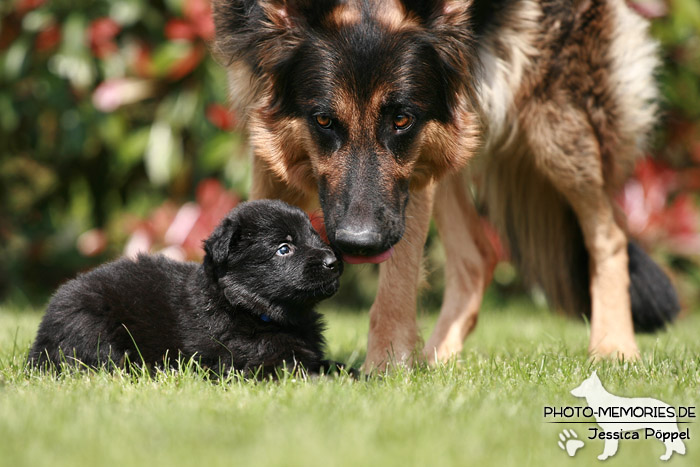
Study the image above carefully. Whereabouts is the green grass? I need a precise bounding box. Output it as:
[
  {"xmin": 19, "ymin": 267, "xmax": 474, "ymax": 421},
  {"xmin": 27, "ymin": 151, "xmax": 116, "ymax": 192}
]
[{"xmin": 1, "ymin": 300, "xmax": 698, "ymax": 467}]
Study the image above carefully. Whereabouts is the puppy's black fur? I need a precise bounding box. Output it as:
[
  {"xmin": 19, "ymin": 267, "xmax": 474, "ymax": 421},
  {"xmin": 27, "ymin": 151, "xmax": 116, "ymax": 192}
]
[{"xmin": 27, "ymin": 200, "xmax": 345, "ymax": 376}]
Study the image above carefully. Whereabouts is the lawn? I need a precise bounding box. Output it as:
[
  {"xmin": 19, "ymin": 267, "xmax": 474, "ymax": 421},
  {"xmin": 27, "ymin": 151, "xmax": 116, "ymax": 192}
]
[{"xmin": 1, "ymin": 298, "xmax": 698, "ymax": 467}]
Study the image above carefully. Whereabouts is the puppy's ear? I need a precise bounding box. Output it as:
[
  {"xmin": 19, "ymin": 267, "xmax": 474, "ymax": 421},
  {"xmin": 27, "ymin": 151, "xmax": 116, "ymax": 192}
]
[{"xmin": 203, "ymin": 217, "xmax": 240, "ymax": 278}]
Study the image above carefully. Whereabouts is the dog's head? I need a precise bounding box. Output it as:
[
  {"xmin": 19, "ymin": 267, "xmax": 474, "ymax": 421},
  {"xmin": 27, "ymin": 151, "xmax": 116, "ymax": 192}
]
[
  {"xmin": 203, "ymin": 200, "xmax": 342, "ymax": 320},
  {"xmin": 213, "ymin": 0, "xmax": 479, "ymax": 261}
]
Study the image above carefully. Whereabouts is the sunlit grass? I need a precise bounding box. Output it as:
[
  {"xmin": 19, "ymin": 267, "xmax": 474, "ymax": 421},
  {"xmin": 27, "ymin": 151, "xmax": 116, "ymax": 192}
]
[{"xmin": 1, "ymin": 301, "xmax": 698, "ymax": 467}]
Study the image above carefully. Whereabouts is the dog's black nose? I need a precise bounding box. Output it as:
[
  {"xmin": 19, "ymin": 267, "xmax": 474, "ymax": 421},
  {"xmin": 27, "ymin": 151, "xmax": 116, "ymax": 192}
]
[
  {"xmin": 334, "ymin": 228, "xmax": 384, "ymax": 256},
  {"xmin": 322, "ymin": 253, "xmax": 339, "ymax": 271}
]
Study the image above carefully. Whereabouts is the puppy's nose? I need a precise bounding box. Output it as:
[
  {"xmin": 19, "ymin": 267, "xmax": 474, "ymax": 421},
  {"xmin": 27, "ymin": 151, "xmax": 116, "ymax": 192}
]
[{"xmin": 322, "ymin": 253, "xmax": 339, "ymax": 271}]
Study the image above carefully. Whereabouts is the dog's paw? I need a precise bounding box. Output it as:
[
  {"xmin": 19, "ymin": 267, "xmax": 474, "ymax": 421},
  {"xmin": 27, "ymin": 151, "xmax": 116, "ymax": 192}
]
[
  {"xmin": 589, "ymin": 338, "xmax": 640, "ymax": 362},
  {"xmin": 557, "ymin": 429, "xmax": 584, "ymax": 457}
]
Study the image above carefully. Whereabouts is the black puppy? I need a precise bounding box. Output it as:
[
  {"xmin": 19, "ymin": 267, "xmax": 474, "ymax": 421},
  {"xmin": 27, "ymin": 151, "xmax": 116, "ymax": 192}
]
[{"xmin": 27, "ymin": 200, "xmax": 345, "ymax": 376}]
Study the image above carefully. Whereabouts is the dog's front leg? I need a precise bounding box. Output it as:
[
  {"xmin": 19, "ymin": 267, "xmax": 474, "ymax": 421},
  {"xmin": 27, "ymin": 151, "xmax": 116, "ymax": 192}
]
[
  {"xmin": 364, "ymin": 183, "xmax": 435, "ymax": 372},
  {"xmin": 424, "ymin": 172, "xmax": 497, "ymax": 363}
]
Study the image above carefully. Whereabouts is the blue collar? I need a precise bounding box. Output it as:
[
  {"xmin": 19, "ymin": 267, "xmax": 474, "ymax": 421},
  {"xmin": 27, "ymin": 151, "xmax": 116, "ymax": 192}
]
[{"xmin": 260, "ymin": 314, "xmax": 271, "ymax": 323}]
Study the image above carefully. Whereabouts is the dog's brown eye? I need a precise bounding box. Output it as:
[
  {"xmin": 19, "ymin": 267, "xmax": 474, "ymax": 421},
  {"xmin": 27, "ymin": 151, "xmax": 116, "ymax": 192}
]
[
  {"xmin": 315, "ymin": 115, "xmax": 332, "ymax": 129},
  {"xmin": 394, "ymin": 114, "xmax": 414, "ymax": 131}
]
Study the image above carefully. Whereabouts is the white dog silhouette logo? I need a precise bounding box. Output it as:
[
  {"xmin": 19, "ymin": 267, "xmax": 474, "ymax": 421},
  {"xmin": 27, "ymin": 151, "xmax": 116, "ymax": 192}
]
[{"xmin": 570, "ymin": 371, "xmax": 687, "ymax": 461}]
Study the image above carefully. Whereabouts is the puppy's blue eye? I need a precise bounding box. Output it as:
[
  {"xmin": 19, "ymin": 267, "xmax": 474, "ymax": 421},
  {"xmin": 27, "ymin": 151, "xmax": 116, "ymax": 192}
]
[{"xmin": 276, "ymin": 244, "xmax": 293, "ymax": 256}]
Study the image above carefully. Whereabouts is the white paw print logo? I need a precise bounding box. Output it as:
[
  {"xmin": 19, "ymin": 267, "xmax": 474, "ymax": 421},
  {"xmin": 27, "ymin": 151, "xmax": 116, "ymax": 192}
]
[{"xmin": 558, "ymin": 429, "xmax": 585, "ymax": 457}]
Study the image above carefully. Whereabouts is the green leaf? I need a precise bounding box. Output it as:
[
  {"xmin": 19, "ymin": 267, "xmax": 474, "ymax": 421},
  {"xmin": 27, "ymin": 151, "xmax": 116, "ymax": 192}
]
[
  {"xmin": 62, "ymin": 14, "xmax": 88, "ymax": 55},
  {"xmin": 116, "ymin": 126, "xmax": 150, "ymax": 173},
  {"xmin": 199, "ymin": 133, "xmax": 237, "ymax": 172},
  {"xmin": 156, "ymin": 88, "xmax": 200, "ymax": 129},
  {"xmin": 151, "ymin": 42, "xmax": 192, "ymax": 77},
  {"xmin": 109, "ymin": 0, "xmax": 145, "ymax": 27},
  {"xmin": 0, "ymin": 93, "xmax": 19, "ymax": 132},
  {"xmin": 163, "ymin": 0, "xmax": 185, "ymax": 16},
  {"xmin": 3, "ymin": 38, "xmax": 30, "ymax": 81},
  {"xmin": 48, "ymin": 52, "xmax": 96, "ymax": 90},
  {"xmin": 145, "ymin": 121, "xmax": 183, "ymax": 186},
  {"xmin": 98, "ymin": 114, "xmax": 126, "ymax": 147},
  {"xmin": 22, "ymin": 10, "xmax": 54, "ymax": 33}
]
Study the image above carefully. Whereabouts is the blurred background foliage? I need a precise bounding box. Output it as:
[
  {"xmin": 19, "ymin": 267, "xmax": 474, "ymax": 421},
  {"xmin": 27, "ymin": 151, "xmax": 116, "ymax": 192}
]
[{"xmin": 0, "ymin": 0, "xmax": 699, "ymax": 312}]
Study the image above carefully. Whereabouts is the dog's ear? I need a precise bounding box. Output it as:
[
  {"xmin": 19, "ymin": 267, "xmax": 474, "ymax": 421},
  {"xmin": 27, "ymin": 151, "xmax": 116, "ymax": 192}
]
[
  {"xmin": 212, "ymin": 0, "xmax": 338, "ymax": 67},
  {"xmin": 400, "ymin": 0, "xmax": 477, "ymax": 108},
  {"xmin": 259, "ymin": 0, "xmax": 341, "ymax": 29},
  {"xmin": 212, "ymin": 0, "xmax": 339, "ymax": 117},
  {"xmin": 399, "ymin": 1, "xmax": 479, "ymax": 185},
  {"xmin": 212, "ymin": 0, "xmax": 293, "ymax": 70},
  {"xmin": 203, "ymin": 216, "xmax": 240, "ymax": 278},
  {"xmin": 399, "ymin": 0, "xmax": 471, "ymax": 25}
]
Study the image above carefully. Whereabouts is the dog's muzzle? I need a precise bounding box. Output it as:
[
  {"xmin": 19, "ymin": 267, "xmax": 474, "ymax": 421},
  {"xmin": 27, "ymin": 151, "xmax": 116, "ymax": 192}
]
[
  {"xmin": 333, "ymin": 227, "xmax": 394, "ymax": 264},
  {"xmin": 334, "ymin": 228, "xmax": 383, "ymax": 255}
]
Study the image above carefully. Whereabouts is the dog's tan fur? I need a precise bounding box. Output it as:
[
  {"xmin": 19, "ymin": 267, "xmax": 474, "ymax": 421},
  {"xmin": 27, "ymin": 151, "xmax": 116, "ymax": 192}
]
[
  {"xmin": 367, "ymin": 183, "xmax": 435, "ymax": 368},
  {"xmin": 471, "ymin": 0, "xmax": 659, "ymax": 361},
  {"xmin": 424, "ymin": 172, "xmax": 497, "ymax": 362},
  {"xmin": 213, "ymin": 0, "xmax": 661, "ymax": 369}
]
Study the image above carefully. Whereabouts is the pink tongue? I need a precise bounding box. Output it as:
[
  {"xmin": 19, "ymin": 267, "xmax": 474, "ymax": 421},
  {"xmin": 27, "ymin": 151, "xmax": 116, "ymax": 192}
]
[{"xmin": 342, "ymin": 247, "xmax": 394, "ymax": 264}]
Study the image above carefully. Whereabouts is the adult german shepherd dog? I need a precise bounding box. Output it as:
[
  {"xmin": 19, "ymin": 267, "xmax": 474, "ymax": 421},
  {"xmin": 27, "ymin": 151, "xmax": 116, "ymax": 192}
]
[{"xmin": 212, "ymin": 0, "xmax": 679, "ymax": 370}]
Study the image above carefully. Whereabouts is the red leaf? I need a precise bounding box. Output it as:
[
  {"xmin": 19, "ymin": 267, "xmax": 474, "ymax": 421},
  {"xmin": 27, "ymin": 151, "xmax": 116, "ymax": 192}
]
[
  {"xmin": 17, "ymin": 0, "xmax": 46, "ymax": 13},
  {"xmin": 165, "ymin": 19, "xmax": 197, "ymax": 42},
  {"xmin": 89, "ymin": 18, "xmax": 120, "ymax": 43},
  {"xmin": 132, "ymin": 43, "xmax": 155, "ymax": 78},
  {"xmin": 0, "ymin": 15, "xmax": 21, "ymax": 50},
  {"xmin": 185, "ymin": 0, "xmax": 215, "ymax": 41},
  {"xmin": 77, "ymin": 229, "xmax": 107, "ymax": 257},
  {"xmin": 680, "ymin": 168, "xmax": 700, "ymax": 192},
  {"xmin": 167, "ymin": 44, "xmax": 205, "ymax": 80},
  {"xmin": 35, "ymin": 24, "xmax": 61, "ymax": 53},
  {"xmin": 206, "ymin": 103, "xmax": 238, "ymax": 130},
  {"xmin": 308, "ymin": 210, "xmax": 329, "ymax": 244},
  {"xmin": 692, "ymin": 141, "xmax": 700, "ymax": 165},
  {"xmin": 184, "ymin": 179, "xmax": 239, "ymax": 258},
  {"xmin": 89, "ymin": 18, "xmax": 121, "ymax": 58}
]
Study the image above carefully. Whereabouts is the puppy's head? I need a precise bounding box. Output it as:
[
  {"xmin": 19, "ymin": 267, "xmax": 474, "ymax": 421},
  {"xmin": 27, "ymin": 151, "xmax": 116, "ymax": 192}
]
[
  {"xmin": 204, "ymin": 200, "xmax": 342, "ymax": 321},
  {"xmin": 213, "ymin": 0, "xmax": 480, "ymax": 262}
]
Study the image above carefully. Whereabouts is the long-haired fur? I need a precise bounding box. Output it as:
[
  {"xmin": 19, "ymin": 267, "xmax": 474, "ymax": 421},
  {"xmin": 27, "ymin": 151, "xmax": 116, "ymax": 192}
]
[{"xmin": 212, "ymin": 0, "xmax": 679, "ymax": 365}]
